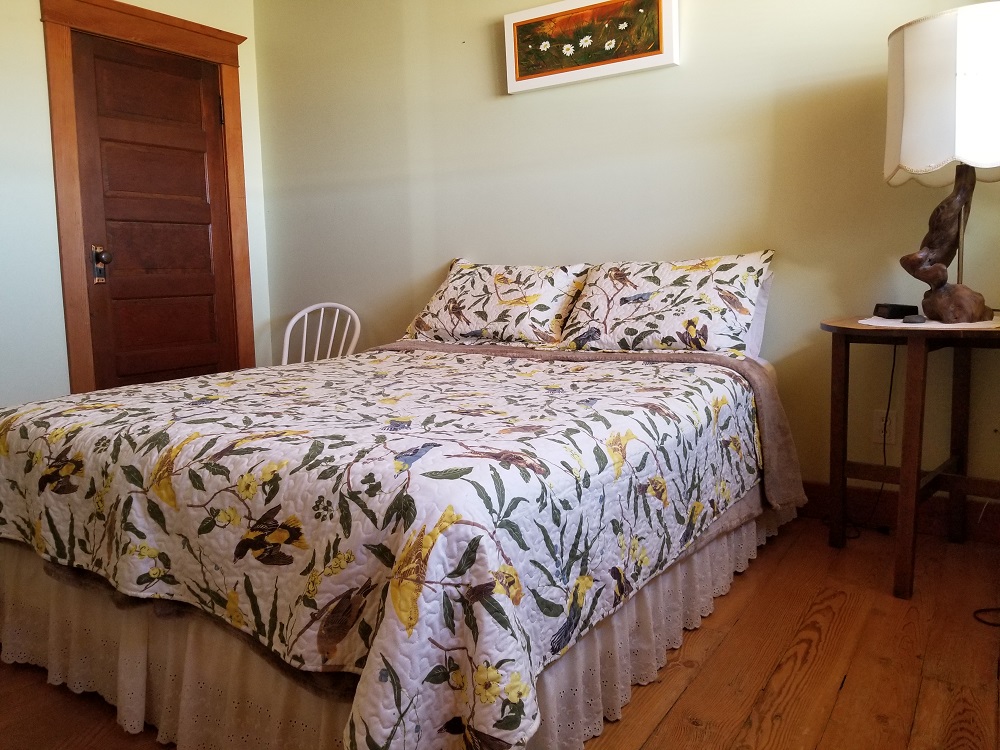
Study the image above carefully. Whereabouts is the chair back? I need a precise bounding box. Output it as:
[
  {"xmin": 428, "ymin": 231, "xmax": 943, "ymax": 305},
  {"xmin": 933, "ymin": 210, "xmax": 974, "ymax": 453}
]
[{"xmin": 281, "ymin": 303, "xmax": 361, "ymax": 365}]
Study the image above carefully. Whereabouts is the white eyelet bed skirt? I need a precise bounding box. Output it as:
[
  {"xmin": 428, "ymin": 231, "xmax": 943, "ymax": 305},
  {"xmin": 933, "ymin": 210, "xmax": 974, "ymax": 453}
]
[{"xmin": 0, "ymin": 488, "xmax": 795, "ymax": 750}]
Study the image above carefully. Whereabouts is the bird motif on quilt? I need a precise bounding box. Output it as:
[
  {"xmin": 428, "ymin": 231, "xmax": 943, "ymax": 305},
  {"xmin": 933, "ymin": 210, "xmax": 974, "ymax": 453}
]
[
  {"xmin": 606, "ymin": 266, "xmax": 638, "ymax": 289},
  {"xmin": 549, "ymin": 576, "xmax": 592, "ymax": 655},
  {"xmin": 149, "ymin": 432, "xmax": 201, "ymax": 509},
  {"xmin": 528, "ymin": 324, "xmax": 558, "ymax": 344},
  {"xmin": 568, "ymin": 327, "xmax": 601, "ymax": 350},
  {"xmin": 36, "ymin": 446, "xmax": 85, "ymax": 495},
  {"xmin": 610, "ymin": 566, "xmax": 634, "ymax": 608},
  {"xmin": 233, "ymin": 504, "xmax": 308, "ymax": 566},
  {"xmin": 389, "ymin": 505, "xmax": 459, "ymax": 636},
  {"xmin": 383, "ymin": 417, "xmax": 413, "ymax": 432},
  {"xmin": 670, "ymin": 257, "xmax": 721, "ymax": 273},
  {"xmin": 446, "ymin": 444, "xmax": 549, "ymax": 477},
  {"xmin": 445, "ymin": 297, "xmax": 473, "ymax": 326},
  {"xmin": 718, "ymin": 288, "xmax": 750, "ymax": 316},
  {"xmin": 393, "ymin": 442, "xmax": 441, "ymax": 474},
  {"xmin": 677, "ymin": 318, "xmax": 709, "ymax": 350},
  {"xmin": 317, "ymin": 577, "xmax": 377, "ymax": 664},
  {"xmin": 620, "ymin": 291, "xmax": 654, "ymax": 305}
]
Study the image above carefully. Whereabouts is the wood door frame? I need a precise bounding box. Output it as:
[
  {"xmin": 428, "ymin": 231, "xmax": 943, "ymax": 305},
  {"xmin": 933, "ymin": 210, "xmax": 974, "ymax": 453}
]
[{"xmin": 40, "ymin": 0, "xmax": 256, "ymax": 393}]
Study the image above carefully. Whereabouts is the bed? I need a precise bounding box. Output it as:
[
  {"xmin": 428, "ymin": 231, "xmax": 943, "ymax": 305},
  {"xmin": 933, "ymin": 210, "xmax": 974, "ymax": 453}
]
[{"xmin": 0, "ymin": 253, "xmax": 806, "ymax": 749}]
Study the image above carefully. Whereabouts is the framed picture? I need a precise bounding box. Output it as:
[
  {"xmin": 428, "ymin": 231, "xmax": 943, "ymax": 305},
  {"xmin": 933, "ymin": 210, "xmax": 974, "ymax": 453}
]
[{"xmin": 504, "ymin": 0, "xmax": 678, "ymax": 94}]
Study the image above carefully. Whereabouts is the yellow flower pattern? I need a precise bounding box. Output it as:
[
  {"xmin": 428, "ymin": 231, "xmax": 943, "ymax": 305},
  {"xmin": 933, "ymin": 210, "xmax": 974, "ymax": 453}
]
[
  {"xmin": 236, "ymin": 472, "xmax": 259, "ymax": 501},
  {"xmin": 474, "ymin": 662, "xmax": 502, "ymax": 704},
  {"xmin": 504, "ymin": 671, "xmax": 530, "ymax": 703}
]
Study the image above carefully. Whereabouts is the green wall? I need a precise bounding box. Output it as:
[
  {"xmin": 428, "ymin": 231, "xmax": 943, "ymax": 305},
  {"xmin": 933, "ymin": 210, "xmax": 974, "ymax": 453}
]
[
  {"xmin": 0, "ymin": 0, "xmax": 70, "ymax": 405},
  {"xmin": 253, "ymin": 0, "xmax": 1000, "ymax": 486},
  {"xmin": 0, "ymin": 0, "xmax": 272, "ymax": 407}
]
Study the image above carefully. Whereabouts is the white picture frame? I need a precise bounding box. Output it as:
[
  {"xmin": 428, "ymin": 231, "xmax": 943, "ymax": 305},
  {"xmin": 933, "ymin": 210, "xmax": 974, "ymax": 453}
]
[{"xmin": 504, "ymin": 0, "xmax": 679, "ymax": 94}]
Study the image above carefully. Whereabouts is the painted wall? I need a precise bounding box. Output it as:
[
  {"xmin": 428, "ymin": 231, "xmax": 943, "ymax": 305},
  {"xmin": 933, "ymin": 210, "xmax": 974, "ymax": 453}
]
[
  {"xmin": 0, "ymin": 0, "xmax": 272, "ymax": 407},
  {"xmin": 254, "ymin": 0, "xmax": 1000, "ymax": 490}
]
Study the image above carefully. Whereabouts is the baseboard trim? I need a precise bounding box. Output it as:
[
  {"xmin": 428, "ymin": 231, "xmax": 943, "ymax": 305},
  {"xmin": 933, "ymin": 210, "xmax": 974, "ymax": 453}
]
[{"xmin": 801, "ymin": 480, "xmax": 1000, "ymax": 544}]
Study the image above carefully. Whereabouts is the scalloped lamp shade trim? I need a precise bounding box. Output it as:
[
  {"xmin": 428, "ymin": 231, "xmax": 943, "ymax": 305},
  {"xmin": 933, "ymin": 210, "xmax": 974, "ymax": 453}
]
[{"xmin": 885, "ymin": 2, "xmax": 1000, "ymax": 187}]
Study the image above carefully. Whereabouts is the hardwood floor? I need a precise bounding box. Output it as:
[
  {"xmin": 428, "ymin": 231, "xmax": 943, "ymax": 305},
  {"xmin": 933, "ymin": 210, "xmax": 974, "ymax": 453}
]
[
  {"xmin": 1, "ymin": 517, "xmax": 998, "ymax": 749},
  {"xmin": 0, "ymin": 659, "xmax": 165, "ymax": 749}
]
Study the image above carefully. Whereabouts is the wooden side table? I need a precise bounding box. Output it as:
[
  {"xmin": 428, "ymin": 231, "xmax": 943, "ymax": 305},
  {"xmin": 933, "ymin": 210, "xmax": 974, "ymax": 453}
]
[{"xmin": 821, "ymin": 316, "xmax": 1000, "ymax": 599}]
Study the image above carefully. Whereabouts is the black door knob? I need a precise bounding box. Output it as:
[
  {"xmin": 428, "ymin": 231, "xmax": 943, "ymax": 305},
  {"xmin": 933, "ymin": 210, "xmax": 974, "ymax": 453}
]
[{"xmin": 95, "ymin": 250, "xmax": 113, "ymax": 265}]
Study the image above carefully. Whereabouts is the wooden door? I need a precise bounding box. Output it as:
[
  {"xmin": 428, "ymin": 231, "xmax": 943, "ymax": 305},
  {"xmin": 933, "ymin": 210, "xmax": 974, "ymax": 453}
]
[
  {"xmin": 72, "ymin": 31, "xmax": 239, "ymax": 389},
  {"xmin": 41, "ymin": 0, "xmax": 255, "ymax": 394}
]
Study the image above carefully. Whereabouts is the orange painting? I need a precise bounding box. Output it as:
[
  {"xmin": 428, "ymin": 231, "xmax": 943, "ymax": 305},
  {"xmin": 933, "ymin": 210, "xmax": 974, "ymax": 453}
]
[{"xmin": 513, "ymin": 0, "xmax": 661, "ymax": 81}]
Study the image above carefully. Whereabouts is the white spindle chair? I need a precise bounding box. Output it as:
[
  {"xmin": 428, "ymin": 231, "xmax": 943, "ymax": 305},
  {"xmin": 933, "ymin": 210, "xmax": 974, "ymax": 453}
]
[{"xmin": 281, "ymin": 303, "xmax": 361, "ymax": 365}]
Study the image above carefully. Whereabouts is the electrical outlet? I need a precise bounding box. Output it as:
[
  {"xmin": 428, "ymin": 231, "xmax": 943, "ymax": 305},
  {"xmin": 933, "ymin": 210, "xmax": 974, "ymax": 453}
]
[{"xmin": 872, "ymin": 409, "xmax": 898, "ymax": 445}]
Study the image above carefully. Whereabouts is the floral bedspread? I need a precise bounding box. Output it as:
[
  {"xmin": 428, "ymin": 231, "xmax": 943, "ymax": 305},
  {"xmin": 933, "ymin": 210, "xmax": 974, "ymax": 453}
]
[{"xmin": 0, "ymin": 346, "xmax": 768, "ymax": 749}]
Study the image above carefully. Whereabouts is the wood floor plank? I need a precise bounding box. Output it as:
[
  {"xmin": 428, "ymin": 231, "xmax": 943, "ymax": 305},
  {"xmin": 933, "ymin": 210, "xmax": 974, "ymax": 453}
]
[
  {"xmin": 586, "ymin": 621, "xmax": 725, "ymax": 750},
  {"xmin": 0, "ymin": 659, "xmax": 166, "ymax": 750},
  {"xmin": 920, "ymin": 538, "xmax": 1000, "ymax": 689},
  {"xmin": 729, "ymin": 583, "xmax": 873, "ymax": 749},
  {"xmin": 639, "ymin": 520, "xmax": 838, "ymax": 748},
  {"xmin": 909, "ymin": 677, "xmax": 995, "ymax": 750},
  {"xmin": 816, "ymin": 596, "xmax": 927, "ymax": 750},
  {"xmin": 909, "ymin": 535, "xmax": 1000, "ymax": 750},
  {"xmin": 0, "ymin": 662, "xmax": 67, "ymax": 739},
  {"xmin": 816, "ymin": 531, "xmax": 937, "ymax": 750},
  {"xmin": 825, "ymin": 525, "xmax": 897, "ymax": 592},
  {"xmin": 700, "ymin": 517, "xmax": 808, "ymax": 634}
]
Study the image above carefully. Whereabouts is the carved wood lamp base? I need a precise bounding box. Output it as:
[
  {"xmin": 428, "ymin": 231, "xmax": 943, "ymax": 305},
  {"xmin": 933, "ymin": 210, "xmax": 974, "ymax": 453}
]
[
  {"xmin": 922, "ymin": 283, "xmax": 994, "ymax": 323},
  {"xmin": 898, "ymin": 163, "xmax": 995, "ymax": 324}
]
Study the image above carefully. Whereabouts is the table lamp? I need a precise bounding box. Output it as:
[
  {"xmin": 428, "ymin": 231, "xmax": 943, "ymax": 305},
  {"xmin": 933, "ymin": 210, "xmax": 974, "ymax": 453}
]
[{"xmin": 884, "ymin": 2, "xmax": 1000, "ymax": 323}]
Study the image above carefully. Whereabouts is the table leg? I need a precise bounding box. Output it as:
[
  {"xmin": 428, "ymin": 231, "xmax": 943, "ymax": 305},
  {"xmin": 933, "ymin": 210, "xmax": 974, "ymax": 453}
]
[
  {"xmin": 949, "ymin": 347, "xmax": 971, "ymax": 543},
  {"xmin": 894, "ymin": 337, "xmax": 929, "ymax": 599},
  {"xmin": 829, "ymin": 333, "xmax": 849, "ymax": 548}
]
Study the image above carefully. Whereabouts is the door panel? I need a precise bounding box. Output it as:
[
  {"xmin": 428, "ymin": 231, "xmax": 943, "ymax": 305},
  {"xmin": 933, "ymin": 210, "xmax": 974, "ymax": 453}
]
[
  {"xmin": 112, "ymin": 296, "xmax": 217, "ymax": 348},
  {"xmin": 102, "ymin": 143, "xmax": 209, "ymax": 197},
  {"xmin": 106, "ymin": 222, "xmax": 213, "ymax": 272},
  {"xmin": 95, "ymin": 59, "xmax": 203, "ymax": 124},
  {"xmin": 72, "ymin": 30, "xmax": 238, "ymax": 389},
  {"xmin": 116, "ymin": 345, "xmax": 221, "ymax": 380}
]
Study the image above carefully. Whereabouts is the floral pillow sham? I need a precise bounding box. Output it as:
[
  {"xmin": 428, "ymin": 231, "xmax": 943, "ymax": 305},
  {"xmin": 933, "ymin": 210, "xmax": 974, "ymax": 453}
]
[
  {"xmin": 406, "ymin": 258, "xmax": 589, "ymax": 344},
  {"xmin": 559, "ymin": 250, "xmax": 774, "ymax": 356}
]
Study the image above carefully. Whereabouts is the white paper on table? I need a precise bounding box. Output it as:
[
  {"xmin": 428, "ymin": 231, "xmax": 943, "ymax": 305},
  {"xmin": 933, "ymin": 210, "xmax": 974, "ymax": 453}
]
[{"xmin": 858, "ymin": 316, "xmax": 1000, "ymax": 330}]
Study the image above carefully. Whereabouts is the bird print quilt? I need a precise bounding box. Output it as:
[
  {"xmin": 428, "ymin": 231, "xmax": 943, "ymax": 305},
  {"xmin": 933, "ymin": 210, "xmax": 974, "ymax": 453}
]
[{"xmin": 0, "ymin": 342, "xmax": 800, "ymax": 749}]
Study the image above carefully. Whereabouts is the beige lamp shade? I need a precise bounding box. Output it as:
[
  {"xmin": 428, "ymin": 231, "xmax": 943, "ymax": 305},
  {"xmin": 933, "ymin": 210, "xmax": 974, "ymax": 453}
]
[{"xmin": 885, "ymin": 1, "xmax": 1000, "ymax": 187}]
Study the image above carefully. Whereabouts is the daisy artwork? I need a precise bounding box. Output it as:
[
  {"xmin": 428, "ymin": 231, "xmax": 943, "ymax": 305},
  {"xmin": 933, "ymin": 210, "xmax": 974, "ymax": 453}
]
[{"xmin": 504, "ymin": 0, "xmax": 678, "ymax": 93}]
